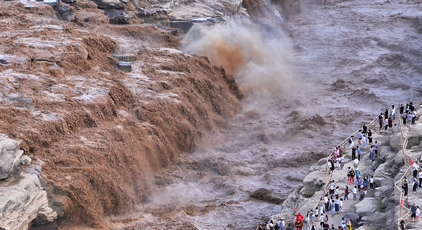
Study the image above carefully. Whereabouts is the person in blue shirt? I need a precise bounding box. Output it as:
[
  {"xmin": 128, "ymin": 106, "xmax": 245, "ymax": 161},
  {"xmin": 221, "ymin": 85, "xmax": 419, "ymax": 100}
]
[{"xmin": 357, "ymin": 146, "xmax": 361, "ymax": 161}]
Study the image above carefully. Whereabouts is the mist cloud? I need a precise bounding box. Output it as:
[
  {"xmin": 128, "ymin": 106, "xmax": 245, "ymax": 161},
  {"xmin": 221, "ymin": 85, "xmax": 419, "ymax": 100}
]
[{"xmin": 181, "ymin": 18, "xmax": 294, "ymax": 97}]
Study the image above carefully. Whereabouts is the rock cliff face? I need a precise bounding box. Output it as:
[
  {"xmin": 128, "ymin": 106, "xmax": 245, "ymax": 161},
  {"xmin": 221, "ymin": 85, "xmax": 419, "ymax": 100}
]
[
  {"xmin": 0, "ymin": 172, "xmax": 57, "ymax": 230},
  {"xmin": 0, "ymin": 136, "xmax": 57, "ymax": 230}
]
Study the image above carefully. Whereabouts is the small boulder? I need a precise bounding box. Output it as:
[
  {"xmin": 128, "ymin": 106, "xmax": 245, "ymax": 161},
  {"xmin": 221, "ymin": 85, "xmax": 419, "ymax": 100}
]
[
  {"xmin": 354, "ymin": 197, "xmax": 378, "ymax": 216},
  {"xmin": 21, "ymin": 155, "xmax": 32, "ymax": 165},
  {"xmin": 303, "ymin": 170, "xmax": 326, "ymax": 188},
  {"xmin": 389, "ymin": 133, "xmax": 401, "ymax": 152},
  {"xmin": 317, "ymin": 157, "xmax": 327, "ymax": 166},
  {"xmin": 374, "ymin": 184, "xmax": 393, "ymax": 198}
]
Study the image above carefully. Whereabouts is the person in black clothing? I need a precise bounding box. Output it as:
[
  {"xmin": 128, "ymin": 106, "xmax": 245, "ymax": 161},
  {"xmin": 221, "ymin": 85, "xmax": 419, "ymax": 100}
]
[
  {"xmin": 419, "ymin": 169, "xmax": 422, "ymax": 188},
  {"xmin": 351, "ymin": 146, "xmax": 356, "ymax": 160},
  {"xmin": 403, "ymin": 180, "xmax": 409, "ymax": 199},
  {"xmin": 368, "ymin": 130, "xmax": 372, "ymax": 144},
  {"xmin": 400, "ymin": 104, "xmax": 404, "ymax": 114},
  {"xmin": 409, "ymin": 102, "xmax": 415, "ymax": 112},
  {"xmin": 323, "ymin": 221, "xmax": 330, "ymax": 230},
  {"xmin": 400, "ymin": 219, "xmax": 406, "ymax": 230},
  {"xmin": 362, "ymin": 124, "xmax": 367, "ymax": 134}
]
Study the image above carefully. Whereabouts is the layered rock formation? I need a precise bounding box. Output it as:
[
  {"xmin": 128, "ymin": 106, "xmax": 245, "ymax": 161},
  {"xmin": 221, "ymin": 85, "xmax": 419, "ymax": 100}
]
[
  {"xmin": 0, "ymin": 137, "xmax": 23, "ymax": 180},
  {"xmin": 0, "ymin": 136, "xmax": 57, "ymax": 230}
]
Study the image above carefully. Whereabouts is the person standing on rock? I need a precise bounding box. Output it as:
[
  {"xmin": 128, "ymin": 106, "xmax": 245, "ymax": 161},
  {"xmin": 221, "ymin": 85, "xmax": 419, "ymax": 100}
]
[
  {"xmin": 357, "ymin": 146, "xmax": 361, "ymax": 161},
  {"xmin": 369, "ymin": 145, "xmax": 375, "ymax": 161},
  {"xmin": 353, "ymin": 186, "xmax": 357, "ymax": 200},
  {"xmin": 362, "ymin": 134, "xmax": 366, "ymax": 148},
  {"xmin": 351, "ymin": 145, "xmax": 356, "ymax": 160},
  {"xmin": 356, "ymin": 167, "xmax": 361, "ymax": 180},
  {"xmin": 363, "ymin": 175, "xmax": 368, "ymax": 188},
  {"xmin": 344, "ymin": 186, "xmax": 349, "ymax": 201},
  {"xmin": 409, "ymin": 102, "xmax": 415, "ymax": 112},
  {"xmin": 330, "ymin": 199, "xmax": 335, "ymax": 217},
  {"xmin": 374, "ymin": 141, "xmax": 378, "ymax": 157},
  {"xmin": 320, "ymin": 202, "xmax": 325, "ymax": 218},
  {"xmin": 384, "ymin": 117, "xmax": 388, "ymax": 130},
  {"xmin": 322, "ymin": 221, "xmax": 329, "ymax": 230},
  {"xmin": 329, "ymin": 181, "xmax": 336, "ymax": 196},
  {"xmin": 413, "ymin": 161, "xmax": 419, "ymax": 178},
  {"xmin": 334, "ymin": 195, "xmax": 340, "ymax": 214},
  {"xmin": 411, "ymin": 203, "xmax": 417, "ymax": 222},
  {"xmin": 358, "ymin": 130, "xmax": 362, "ymax": 144},
  {"xmin": 400, "ymin": 104, "xmax": 404, "ymax": 115},
  {"xmin": 310, "ymin": 210, "xmax": 315, "ymax": 225},
  {"xmin": 314, "ymin": 206, "xmax": 319, "ymax": 223},
  {"xmin": 400, "ymin": 220, "xmax": 405, "ymax": 230},
  {"xmin": 391, "ymin": 105, "xmax": 396, "ymax": 120},
  {"xmin": 419, "ymin": 169, "xmax": 422, "ymax": 188},
  {"xmin": 370, "ymin": 176, "xmax": 374, "ymax": 190},
  {"xmin": 357, "ymin": 176, "xmax": 363, "ymax": 191},
  {"xmin": 330, "ymin": 158, "xmax": 335, "ymax": 172},
  {"xmin": 349, "ymin": 169, "xmax": 355, "ymax": 183},
  {"xmin": 403, "ymin": 112, "xmax": 407, "ymax": 126},
  {"xmin": 388, "ymin": 117, "xmax": 393, "ymax": 129},
  {"xmin": 379, "ymin": 113, "xmax": 384, "ymax": 130},
  {"xmin": 402, "ymin": 180, "xmax": 409, "ymax": 200},
  {"xmin": 372, "ymin": 160, "xmax": 376, "ymax": 172},
  {"xmin": 362, "ymin": 124, "xmax": 367, "ymax": 134},
  {"xmin": 279, "ymin": 219, "xmax": 285, "ymax": 230},
  {"xmin": 416, "ymin": 206, "xmax": 420, "ymax": 223},
  {"xmin": 324, "ymin": 194, "xmax": 330, "ymax": 212},
  {"xmin": 413, "ymin": 177, "xmax": 418, "ymax": 192},
  {"xmin": 368, "ymin": 130, "xmax": 373, "ymax": 144},
  {"xmin": 349, "ymin": 136, "xmax": 354, "ymax": 149},
  {"xmin": 411, "ymin": 111, "xmax": 416, "ymax": 125},
  {"xmin": 407, "ymin": 111, "xmax": 413, "ymax": 127}
]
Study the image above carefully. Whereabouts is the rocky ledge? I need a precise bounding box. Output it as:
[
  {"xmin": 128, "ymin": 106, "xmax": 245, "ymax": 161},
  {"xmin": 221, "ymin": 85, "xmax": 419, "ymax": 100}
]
[
  {"xmin": 0, "ymin": 137, "xmax": 57, "ymax": 230},
  {"xmin": 272, "ymin": 110, "xmax": 422, "ymax": 230}
]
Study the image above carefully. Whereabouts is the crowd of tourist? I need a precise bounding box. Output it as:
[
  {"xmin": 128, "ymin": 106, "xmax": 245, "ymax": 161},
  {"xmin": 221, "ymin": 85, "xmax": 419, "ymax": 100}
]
[{"xmin": 257, "ymin": 103, "xmax": 420, "ymax": 230}]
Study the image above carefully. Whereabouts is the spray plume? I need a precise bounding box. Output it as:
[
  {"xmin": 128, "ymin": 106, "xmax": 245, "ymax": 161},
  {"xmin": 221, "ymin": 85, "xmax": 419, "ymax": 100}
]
[{"xmin": 181, "ymin": 18, "xmax": 295, "ymax": 97}]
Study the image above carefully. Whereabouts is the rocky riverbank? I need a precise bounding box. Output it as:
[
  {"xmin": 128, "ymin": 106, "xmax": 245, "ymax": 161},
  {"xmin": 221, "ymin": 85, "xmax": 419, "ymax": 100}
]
[
  {"xmin": 0, "ymin": 137, "xmax": 58, "ymax": 230},
  {"xmin": 272, "ymin": 107, "xmax": 422, "ymax": 230}
]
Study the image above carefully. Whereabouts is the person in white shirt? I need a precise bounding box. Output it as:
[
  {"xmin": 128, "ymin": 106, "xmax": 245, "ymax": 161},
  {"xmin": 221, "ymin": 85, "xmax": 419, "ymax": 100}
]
[
  {"xmin": 391, "ymin": 105, "xmax": 396, "ymax": 120},
  {"xmin": 413, "ymin": 161, "xmax": 419, "ymax": 171},
  {"xmin": 370, "ymin": 176, "xmax": 375, "ymax": 190},
  {"xmin": 353, "ymin": 186, "xmax": 357, "ymax": 200}
]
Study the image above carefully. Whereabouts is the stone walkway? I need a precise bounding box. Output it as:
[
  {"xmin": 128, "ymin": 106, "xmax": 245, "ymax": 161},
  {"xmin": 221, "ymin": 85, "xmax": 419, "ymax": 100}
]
[
  {"xmin": 400, "ymin": 117, "xmax": 422, "ymax": 230},
  {"xmin": 296, "ymin": 119, "xmax": 399, "ymax": 230}
]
